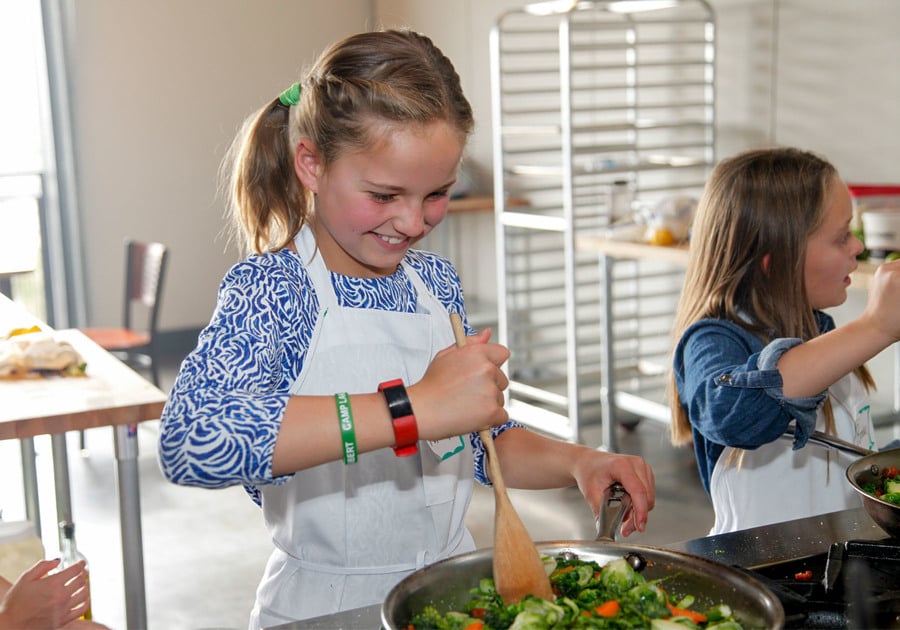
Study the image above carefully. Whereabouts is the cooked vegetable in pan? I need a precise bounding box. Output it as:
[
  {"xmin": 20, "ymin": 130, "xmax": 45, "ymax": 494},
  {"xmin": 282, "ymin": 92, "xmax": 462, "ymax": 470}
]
[
  {"xmin": 861, "ymin": 465, "xmax": 900, "ymax": 505},
  {"xmin": 407, "ymin": 553, "xmax": 747, "ymax": 629}
]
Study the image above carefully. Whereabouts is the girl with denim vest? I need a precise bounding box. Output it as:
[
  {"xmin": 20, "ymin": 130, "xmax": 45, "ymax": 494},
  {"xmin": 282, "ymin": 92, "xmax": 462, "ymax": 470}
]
[
  {"xmin": 157, "ymin": 29, "xmax": 655, "ymax": 627},
  {"xmin": 669, "ymin": 147, "xmax": 900, "ymax": 535}
]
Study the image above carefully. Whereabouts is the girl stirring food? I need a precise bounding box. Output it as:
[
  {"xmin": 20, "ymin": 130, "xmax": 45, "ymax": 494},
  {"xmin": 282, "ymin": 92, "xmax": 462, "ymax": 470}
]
[
  {"xmin": 669, "ymin": 146, "xmax": 900, "ymax": 535},
  {"xmin": 157, "ymin": 29, "xmax": 655, "ymax": 627}
]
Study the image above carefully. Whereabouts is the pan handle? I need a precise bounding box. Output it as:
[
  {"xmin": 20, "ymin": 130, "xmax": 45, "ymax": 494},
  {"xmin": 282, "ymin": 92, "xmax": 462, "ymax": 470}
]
[
  {"xmin": 594, "ymin": 483, "xmax": 632, "ymax": 542},
  {"xmin": 782, "ymin": 426, "xmax": 873, "ymax": 458}
]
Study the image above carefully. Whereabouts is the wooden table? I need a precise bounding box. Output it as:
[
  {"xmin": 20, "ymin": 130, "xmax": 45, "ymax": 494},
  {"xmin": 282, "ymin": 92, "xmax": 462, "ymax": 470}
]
[
  {"xmin": 0, "ymin": 293, "xmax": 166, "ymax": 630},
  {"xmin": 576, "ymin": 235, "xmax": 890, "ymax": 451}
]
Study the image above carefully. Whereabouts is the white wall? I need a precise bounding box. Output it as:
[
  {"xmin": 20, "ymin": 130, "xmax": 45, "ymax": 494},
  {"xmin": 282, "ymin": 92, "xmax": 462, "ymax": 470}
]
[
  {"xmin": 70, "ymin": 0, "xmax": 900, "ymax": 348},
  {"xmin": 71, "ymin": 1, "xmax": 373, "ymax": 330}
]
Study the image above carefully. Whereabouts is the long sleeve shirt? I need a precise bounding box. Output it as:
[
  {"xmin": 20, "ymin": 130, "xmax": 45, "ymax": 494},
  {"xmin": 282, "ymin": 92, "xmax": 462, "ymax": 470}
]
[
  {"xmin": 672, "ymin": 312, "xmax": 832, "ymax": 494},
  {"xmin": 158, "ymin": 246, "xmax": 521, "ymax": 505}
]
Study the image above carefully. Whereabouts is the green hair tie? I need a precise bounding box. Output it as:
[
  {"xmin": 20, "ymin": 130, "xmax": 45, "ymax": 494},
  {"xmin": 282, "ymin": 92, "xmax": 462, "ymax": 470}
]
[{"xmin": 278, "ymin": 82, "xmax": 301, "ymax": 107}]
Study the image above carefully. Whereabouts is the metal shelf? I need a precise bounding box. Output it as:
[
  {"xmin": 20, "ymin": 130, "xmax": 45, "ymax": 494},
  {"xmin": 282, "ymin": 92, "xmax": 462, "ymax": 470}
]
[{"xmin": 491, "ymin": 0, "xmax": 715, "ymax": 448}]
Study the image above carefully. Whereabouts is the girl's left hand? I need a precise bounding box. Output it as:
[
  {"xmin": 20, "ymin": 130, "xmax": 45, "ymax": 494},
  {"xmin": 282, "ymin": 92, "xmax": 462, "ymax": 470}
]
[{"xmin": 572, "ymin": 450, "xmax": 656, "ymax": 537}]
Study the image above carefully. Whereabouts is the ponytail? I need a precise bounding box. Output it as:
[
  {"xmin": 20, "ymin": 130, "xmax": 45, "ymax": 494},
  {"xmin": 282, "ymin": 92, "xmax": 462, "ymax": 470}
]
[{"xmin": 222, "ymin": 100, "xmax": 311, "ymax": 255}]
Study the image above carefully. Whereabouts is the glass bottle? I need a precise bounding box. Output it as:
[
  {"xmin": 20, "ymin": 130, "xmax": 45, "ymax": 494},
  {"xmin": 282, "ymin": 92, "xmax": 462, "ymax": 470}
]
[
  {"xmin": 608, "ymin": 179, "xmax": 634, "ymax": 222},
  {"xmin": 58, "ymin": 520, "xmax": 93, "ymax": 621}
]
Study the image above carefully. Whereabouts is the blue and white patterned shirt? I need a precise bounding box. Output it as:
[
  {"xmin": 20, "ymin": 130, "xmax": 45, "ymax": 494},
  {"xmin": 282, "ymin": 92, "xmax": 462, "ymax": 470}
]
[{"xmin": 157, "ymin": 245, "xmax": 521, "ymax": 505}]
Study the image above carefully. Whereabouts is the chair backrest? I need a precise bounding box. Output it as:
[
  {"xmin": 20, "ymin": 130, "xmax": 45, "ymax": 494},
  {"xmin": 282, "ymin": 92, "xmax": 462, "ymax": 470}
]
[{"xmin": 123, "ymin": 240, "xmax": 168, "ymax": 336}]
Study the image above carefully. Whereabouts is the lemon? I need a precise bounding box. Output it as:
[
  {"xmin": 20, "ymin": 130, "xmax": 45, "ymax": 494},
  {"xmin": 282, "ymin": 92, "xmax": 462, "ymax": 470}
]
[
  {"xmin": 649, "ymin": 227, "xmax": 675, "ymax": 246},
  {"xmin": 7, "ymin": 325, "xmax": 41, "ymax": 338}
]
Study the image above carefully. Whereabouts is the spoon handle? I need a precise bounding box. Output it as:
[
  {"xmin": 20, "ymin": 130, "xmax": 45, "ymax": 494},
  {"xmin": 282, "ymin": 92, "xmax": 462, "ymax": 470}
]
[{"xmin": 448, "ymin": 314, "xmax": 505, "ymax": 489}]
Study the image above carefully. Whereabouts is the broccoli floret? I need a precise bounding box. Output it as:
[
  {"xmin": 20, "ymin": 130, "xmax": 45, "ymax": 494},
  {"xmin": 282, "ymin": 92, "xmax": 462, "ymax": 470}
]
[
  {"xmin": 482, "ymin": 603, "xmax": 517, "ymax": 629},
  {"xmin": 573, "ymin": 587, "xmax": 604, "ymax": 609},
  {"xmin": 408, "ymin": 607, "xmax": 482, "ymax": 630},
  {"xmin": 623, "ymin": 583, "xmax": 669, "ymax": 619},
  {"xmin": 408, "ymin": 605, "xmax": 447, "ymax": 629},
  {"xmin": 551, "ymin": 564, "xmax": 597, "ymax": 598}
]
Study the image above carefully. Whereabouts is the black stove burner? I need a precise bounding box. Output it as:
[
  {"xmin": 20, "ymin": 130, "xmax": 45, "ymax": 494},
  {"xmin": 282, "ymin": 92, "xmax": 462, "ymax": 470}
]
[{"xmin": 746, "ymin": 539, "xmax": 900, "ymax": 629}]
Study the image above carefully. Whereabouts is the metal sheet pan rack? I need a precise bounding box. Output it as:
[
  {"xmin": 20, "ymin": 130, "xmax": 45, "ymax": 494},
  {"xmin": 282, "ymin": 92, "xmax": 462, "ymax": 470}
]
[{"xmin": 489, "ymin": 0, "xmax": 715, "ymax": 447}]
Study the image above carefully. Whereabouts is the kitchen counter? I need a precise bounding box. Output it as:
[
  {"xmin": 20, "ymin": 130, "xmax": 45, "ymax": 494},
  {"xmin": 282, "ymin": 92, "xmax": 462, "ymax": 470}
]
[{"xmin": 267, "ymin": 507, "xmax": 887, "ymax": 629}]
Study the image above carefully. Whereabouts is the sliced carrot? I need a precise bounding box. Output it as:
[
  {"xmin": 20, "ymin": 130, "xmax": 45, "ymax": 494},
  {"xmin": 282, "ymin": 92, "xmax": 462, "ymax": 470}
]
[
  {"xmin": 667, "ymin": 603, "xmax": 707, "ymax": 624},
  {"xmin": 594, "ymin": 600, "xmax": 620, "ymax": 617},
  {"xmin": 464, "ymin": 622, "xmax": 484, "ymax": 630},
  {"xmin": 551, "ymin": 566, "xmax": 576, "ymax": 577}
]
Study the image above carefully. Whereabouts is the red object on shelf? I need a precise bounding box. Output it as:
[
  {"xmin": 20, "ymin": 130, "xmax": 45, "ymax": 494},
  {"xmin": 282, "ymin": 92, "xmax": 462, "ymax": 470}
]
[
  {"xmin": 848, "ymin": 184, "xmax": 900, "ymax": 213},
  {"xmin": 848, "ymin": 184, "xmax": 900, "ymax": 197}
]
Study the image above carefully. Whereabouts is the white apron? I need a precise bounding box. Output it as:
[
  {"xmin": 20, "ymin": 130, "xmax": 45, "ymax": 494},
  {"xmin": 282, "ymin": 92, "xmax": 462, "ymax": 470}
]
[
  {"xmin": 249, "ymin": 227, "xmax": 475, "ymax": 629},
  {"xmin": 709, "ymin": 372, "xmax": 873, "ymax": 535}
]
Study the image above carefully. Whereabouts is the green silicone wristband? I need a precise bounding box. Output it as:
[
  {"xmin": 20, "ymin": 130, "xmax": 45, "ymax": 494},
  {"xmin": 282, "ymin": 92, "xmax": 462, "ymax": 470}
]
[{"xmin": 335, "ymin": 392, "xmax": 357, "ymax": 465}]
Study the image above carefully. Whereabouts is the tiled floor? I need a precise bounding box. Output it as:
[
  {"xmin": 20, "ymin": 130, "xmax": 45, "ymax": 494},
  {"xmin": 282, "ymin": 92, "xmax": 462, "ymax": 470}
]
[{"xmin": 1, "ymin": 352, "xmax": 896, "ymax": 630}]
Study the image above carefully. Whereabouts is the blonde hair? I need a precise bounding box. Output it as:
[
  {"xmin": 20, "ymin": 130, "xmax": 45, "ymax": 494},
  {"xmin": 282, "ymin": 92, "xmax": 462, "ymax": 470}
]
[
  {"xmin": 221, "ymin": 29, "xmax": 474, "ymax": 255},
  {"xmin": 669, "ymin": 147, "xmax": 874, "ymax": 446}
]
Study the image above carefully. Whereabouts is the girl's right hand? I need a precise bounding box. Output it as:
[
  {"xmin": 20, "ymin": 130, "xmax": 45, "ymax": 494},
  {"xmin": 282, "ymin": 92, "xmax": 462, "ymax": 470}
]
[
  {"xmin": 409, "ymin": 328, "xmax": 510, "ymax": 440},
  {"xmin": 862, "ymin": 259, "xmax": 900, "ymax": 342}
]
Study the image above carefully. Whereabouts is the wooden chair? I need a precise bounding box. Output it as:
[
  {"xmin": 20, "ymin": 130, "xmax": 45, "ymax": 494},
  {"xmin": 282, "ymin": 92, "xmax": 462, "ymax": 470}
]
[
  {"xmin": 82, "ymin": 240, "xmax": 168, "ymax": 385},
  {"xmin": 79, "ymin": 240, "xmax": 168, "ymax": 450}
]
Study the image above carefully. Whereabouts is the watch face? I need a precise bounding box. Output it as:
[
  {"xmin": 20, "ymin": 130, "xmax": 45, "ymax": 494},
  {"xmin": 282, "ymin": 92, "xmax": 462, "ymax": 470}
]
[
  {"xmin": 382, "ymin": 382, "xmax": 414, "ymax": 419},
  {"xmin": 380, "ymin": 380, "xmax": 418, "ymax": 456}
]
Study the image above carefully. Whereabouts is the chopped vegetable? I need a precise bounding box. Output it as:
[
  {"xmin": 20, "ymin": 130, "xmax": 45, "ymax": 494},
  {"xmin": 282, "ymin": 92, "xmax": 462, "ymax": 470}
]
[
  {"xmin": 793, "ymin": 570, "xmax": 813, "ymax": 582},
  {"xmin": 593, "ymin": 599, "xmax": 620, "ymax": 617},
  {"xmin": 861, "ymin": 464, "xmax": 900, "ymax": 506},
  {"xmin": 6, "ymin": 325, "xmax": 42, "ymax": 338},
  {"xmin": 407, "ymin": 553, "xmax": 748, "ymax": 629},
  {"xmin": 668, "ymin": 602, "xmax": 708, "ymax": 623}
]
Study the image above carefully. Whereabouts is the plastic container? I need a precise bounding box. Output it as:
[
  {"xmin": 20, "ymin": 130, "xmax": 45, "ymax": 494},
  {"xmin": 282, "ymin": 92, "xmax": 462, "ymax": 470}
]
[
  {"xmin": 861, "ymin": 209, "xmax": 900, "ymax": 260},
  {"xmin": 849, "ymin": 184, "xmax": 900, "ymax": 260},
  {"xmin": 848, "ymin": 184, "xmax": 900, "ymax": 212}
]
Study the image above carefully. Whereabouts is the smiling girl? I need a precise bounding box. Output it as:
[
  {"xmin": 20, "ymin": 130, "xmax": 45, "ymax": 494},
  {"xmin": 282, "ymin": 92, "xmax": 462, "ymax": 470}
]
[
  {"xmin": 668, "ymin": 147, "xmax": 900, "ymax": 535},
  {"xmin": 158, "ymin": 29, "xmax": 655, "ymax": 627}
]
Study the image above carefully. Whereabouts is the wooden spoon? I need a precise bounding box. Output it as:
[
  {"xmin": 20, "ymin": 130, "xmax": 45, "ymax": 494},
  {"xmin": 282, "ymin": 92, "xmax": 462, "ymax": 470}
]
[{"xmin": 450, "ymin": 313, "xmax": 554, "ymax": 603}]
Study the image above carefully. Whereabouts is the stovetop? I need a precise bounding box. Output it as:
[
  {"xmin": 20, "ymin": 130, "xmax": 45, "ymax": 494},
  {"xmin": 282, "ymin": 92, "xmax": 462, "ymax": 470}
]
[{"xmin": 749, "ymin": 538, "xmax": 900, "ymax": 629}]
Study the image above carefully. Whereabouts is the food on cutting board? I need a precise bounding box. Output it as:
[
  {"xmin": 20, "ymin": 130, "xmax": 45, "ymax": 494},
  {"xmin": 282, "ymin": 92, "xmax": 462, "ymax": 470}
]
[
  {"xmin": 407, "ymin": 552, "xmax": 748, "ymax": 629},
  {"xmin": 0, "ymin": 330, "xmax": 86, "ymax": 379},
  {"xmin": 7, "ymin": 324, "xmax": 42, "ymax": 338}
]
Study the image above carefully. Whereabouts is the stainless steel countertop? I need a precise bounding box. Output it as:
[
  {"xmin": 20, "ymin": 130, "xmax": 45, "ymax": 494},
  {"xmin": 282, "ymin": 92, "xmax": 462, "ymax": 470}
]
[{"xmin": 267, "ymin": 507, "xmax": 886, "ymax": 630}]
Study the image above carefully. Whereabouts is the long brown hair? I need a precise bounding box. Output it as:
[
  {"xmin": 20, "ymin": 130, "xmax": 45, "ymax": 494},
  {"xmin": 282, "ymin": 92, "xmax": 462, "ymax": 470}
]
[
  {"xmin": 221, "ymin": 29, "xmax": 474, "ymax": 255},
  {"xmin": 669, "ymin": 147, "xmax": 874, "ymax": 446}
]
